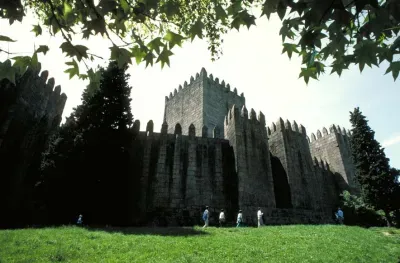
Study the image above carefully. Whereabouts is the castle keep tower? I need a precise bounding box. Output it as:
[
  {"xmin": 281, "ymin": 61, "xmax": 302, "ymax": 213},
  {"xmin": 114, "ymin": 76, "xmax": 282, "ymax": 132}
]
[{"xmin": 164, "ymin": 68, "xmax": 245, "ymax": 138}]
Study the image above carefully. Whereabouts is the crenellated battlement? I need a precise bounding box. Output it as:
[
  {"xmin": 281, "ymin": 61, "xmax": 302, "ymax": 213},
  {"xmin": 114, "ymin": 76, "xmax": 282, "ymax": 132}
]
[
  {"xmin": 165, "ymin": 68, "xmax": 245, "ymax": 102},
  {"xmin": 132, "ymin": 119, "xmax": 223, "ymax": 140},
  {"xmin": 309, "ymin": 124, "xmax": 351, "ymax": 144},
  {"xmin": 312, "ymin": 157, "xmax": 330, "ymax": 171},
  {"xmin": 224, "ymin": 104, "xmax": 266, "ymax": 128},
  {"xmin": 267, "ymin": 118, "xmax": 307, "ymax": 138}
]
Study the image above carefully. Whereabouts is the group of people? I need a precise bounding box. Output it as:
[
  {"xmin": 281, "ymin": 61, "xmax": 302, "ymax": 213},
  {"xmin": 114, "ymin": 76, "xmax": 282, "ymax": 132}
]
[
  {"xmin": 202, "ymin": 206, "xmax": 345, "ymax": 227},
  {"xmin": 202, "ymin": 206, "xmax": 265, "ymax": 228}
]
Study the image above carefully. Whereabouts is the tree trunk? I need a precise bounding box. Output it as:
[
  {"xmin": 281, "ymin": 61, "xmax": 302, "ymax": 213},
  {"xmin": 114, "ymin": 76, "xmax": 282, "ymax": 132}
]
[{"xmin": 384, "ymin": 210, "xmax": 392, "ymax": 227}]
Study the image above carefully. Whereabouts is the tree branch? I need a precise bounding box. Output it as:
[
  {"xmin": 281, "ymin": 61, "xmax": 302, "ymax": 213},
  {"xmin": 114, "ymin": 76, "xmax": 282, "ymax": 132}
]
[{"xmin": 47, "ymin": 0, "xmax": 89, "ymax": 69}]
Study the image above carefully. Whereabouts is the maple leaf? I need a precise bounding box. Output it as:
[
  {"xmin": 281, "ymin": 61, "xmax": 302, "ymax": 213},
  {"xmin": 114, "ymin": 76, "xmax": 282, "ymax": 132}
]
[
  {"xmin": 282, "ymin": 43, "xmax": 299, "ymax": 59},
  {"xmin": 164, "ymin": 31, "xmax": 185, "ymax": 49},
  {"xmin": 385, "ymin": 61, "xmax": 400, "ymax": 81},
  {"xmin": 0, "ymin": 60, "xmax": 17, "ymax": 84},
  {"xmin": 189, "ymin": 20, "xmax": 204, "ymax": 41},
  {"xmin": 156, "ymin": 47, "xmax": 174, "ymax": 68}
]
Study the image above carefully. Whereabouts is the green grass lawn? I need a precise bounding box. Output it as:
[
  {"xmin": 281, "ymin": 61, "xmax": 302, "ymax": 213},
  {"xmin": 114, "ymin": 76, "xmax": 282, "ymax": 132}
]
[{"xmin": 0, "ymin": 225, "xmax": 399, "ymax": 263}]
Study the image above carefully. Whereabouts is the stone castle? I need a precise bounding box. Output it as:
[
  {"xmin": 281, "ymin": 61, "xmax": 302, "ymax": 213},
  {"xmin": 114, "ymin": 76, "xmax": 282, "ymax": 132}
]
[
  {"xmin": 131, "ymin": 68, "xmax": 358, "ymax": 226},
  {"xmin": 0, "ymin": 66, "xmax": 357, "ymax": 227}
]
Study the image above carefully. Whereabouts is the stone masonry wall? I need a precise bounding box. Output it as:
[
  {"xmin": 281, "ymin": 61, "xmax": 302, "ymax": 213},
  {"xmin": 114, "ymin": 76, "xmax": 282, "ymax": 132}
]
[
  {"xmin": 224, "ymin": 105, "xmax": 276, "ymax": 220},
  {"xmin": 309, "ymin": 125, "xmax": 357, "ymax": 191},
  {"xmin": 202, "ymin": 69, "xmax": 245, "ymax": 138},
  {"xmin": 0, "ymin": 66, "xmax": 67, "ymax": 226},
  {"xmin": 313, "ymin": 158, "xmax": 341, "ymax": 215},
  {"xmin": 268, "ymin": 118, "xmax": 323, "ymax": 211},
  {"xmin": 132, "ymin": 120, "xmax": 238, "ymax": 226},
  {"xmin": 164, "ymin": 73, "xmax": 204, "ymax": 136},
  {"xmin": 164, "ymin": 68, "xmax": 245, "ymax": 138}
]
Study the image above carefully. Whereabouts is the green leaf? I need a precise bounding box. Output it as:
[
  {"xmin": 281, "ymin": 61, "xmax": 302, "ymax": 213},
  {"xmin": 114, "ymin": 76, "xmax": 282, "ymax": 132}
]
[
  {"xmin": 384, "ymin": 61, "xmax": 400, "ymax": 81},
  {"xmin": 189, "ymin": 20, "xmax": 204, "ymax": 41},
  {"xmin": 390, "ymin": 36, "xmax": 400, "ymax": 51},
  {"xmin": 277, "ymin": 1, "xmax": 287, "ymax": 20},
  {"xmin": 353, "ymin": 40, "xmax": 379, "ymax": 72},
  {"xmin": 164, "ymin": 31, "xmax": 185, "ymax": 49},
  {"xmin": 282, "ymin": 43, "xmax": 299, "ymax": 59},
  {"xmin": 36, "ymin": 45, "xmax": 49, "ymax": 55},
  {"xmin": 0, "ymin": 59, "xmax": 17, "ymax": 84},
  {"xmin": 110, "ymin": 46, "xmax": 132, "ymax": 68},
  {"xmin": 31, "ymin": 52, "xmax": 39, "ymax": 70},
  {"xmin": 279, "ymin": 25, "xmax": 295, "ymax": 42},
  {"xmin": 215, "ymin": 4, "xmax": 227, "ymax": 21},
  {"xmin": 299, "ymin": 67, "xmax": 318, "ymax": 84},
  {"xmin": 144, "ymin": 52, "xmax": 155, "ymax": 67},
  {"xmin": 261, "ymin": 0, "xmax": 279, "ymax": 19},
  {"xmin": 147, "ymin": 37, "xmax": 165, "ymax": 54},
  {"xmin": 83, "ymin": 18, "xmax": 107, "ymax": 37},
  {"xmin": 156, "ymin": 47, "xmax": 174, "ymax": 68},
  {"xmin": 64, "ymin": 60, "xmax": 79, "ymax": 79},
  {"xmin": 12, "ymin": 56, "xmax": 31, "ymax": 75},
  {"xmin": 63, "ymin": 2, "xmax": 73, "ymax": 19},
  {"xmin": 231, "ymin": 11, "xmax": 256, "ymax": 30},
  {"xmin": 0, "ymin": 35, "xmax": 16, "ymax": 42},
  {"xmin": 120, "ymin": 0, "xmax": 130, "ymax": 13},
  {"xmin": 31, "ymin": 25, "xmax": 42, "ymax": 36},
  {"xmin": 330, "ymin": 61, "xmax": 349, "ymax": 77},
  {"xmin": 160, "ymin": 1, "xmax": 180, "ymax": 17},
  {"xmin": 60, "ymin": 42, "xmax": 89, "ymax": 61},
  {"xmin": 131, "ymin": 45, "xmax": 147, "ymax": 64},
  {"xmin": 86, "ymin": 68, "xmax": 102, "ymax": 97}
]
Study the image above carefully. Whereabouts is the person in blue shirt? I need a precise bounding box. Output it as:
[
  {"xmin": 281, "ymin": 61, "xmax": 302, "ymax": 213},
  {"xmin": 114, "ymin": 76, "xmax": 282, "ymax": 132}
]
[
  {"xmin": 335, "ymin": 208, "xmax": 344, "ymax": 224},
  {"xmin": 202, "ymin": 206, "xmax": 209, "ymax": 228}
]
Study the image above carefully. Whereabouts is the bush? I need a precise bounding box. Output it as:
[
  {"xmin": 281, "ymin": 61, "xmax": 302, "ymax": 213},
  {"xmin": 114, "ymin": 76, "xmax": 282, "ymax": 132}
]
[{"xmin": 340, "ymin": 191, "xmax": 386, "ymax": 227}]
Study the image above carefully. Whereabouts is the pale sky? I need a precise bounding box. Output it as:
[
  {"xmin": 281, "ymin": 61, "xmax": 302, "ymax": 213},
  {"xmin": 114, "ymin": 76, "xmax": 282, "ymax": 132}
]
[{"xmin": 1, "ymin": 12, "xmax": 399, "ymax": 168}]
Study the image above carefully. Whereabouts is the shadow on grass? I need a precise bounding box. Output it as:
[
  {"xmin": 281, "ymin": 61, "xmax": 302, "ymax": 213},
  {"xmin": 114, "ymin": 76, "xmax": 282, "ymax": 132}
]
[{"xmin": 85, "ymin": 226, "xmax": 209, "ymax": 236}]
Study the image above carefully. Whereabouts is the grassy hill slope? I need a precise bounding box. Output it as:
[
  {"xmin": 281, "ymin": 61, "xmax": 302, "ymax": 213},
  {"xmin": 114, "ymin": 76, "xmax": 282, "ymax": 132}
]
[{"xmin": 0, "ymin": 225, "xmax": 399, "ymax": 263}]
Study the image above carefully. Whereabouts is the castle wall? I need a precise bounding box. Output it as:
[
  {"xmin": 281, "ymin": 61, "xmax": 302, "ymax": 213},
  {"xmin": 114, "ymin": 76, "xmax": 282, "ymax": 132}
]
[
  {"xmin": 309, "ymin": 125, "xmax": 357, "ymax": 191},
  {"xmin": 313, "ymin": 159, "xmax": 341, "ymax": 215},
  {"xmin": 224, "ymin": 105, "xmax": 276, "ymax": 219},
  {"xmin": 132, "ymin": 121, "xmax": 238, "ymax": 226},
  {"xmin": 0, "ymin": 66, "xmax": 66, "ymax": 227},
  {"xmin": 164, "ymin": 68, "xmax": 245, "ymax": 138},
  {"xmin": 268, "ymin": 119, "xmax": 322, "ymax": 211}
]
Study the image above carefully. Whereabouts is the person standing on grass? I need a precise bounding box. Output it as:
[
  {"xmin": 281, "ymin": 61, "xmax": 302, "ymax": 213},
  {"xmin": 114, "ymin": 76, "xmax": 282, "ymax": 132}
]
[
  {"xmin": 335, "ymin": 207, "xmax": 344, "ymax": 224},
  {"xmin": 202, "ymin": 206, "xmax": 210, "ymax": 228},
  {"xmin": 236, "ymin": 210, "xmax": 243, "ymax": 227},
  {"xmin": 257, "ymin": 208, "xmax": 264, "ymax": 227},
  {"xmin": 77, "ymin": 214, "xmax": 83, "ymax": 226},
  {"xmin": 219, "ymin": 209, "xmax": 226, "ymax": 227}
]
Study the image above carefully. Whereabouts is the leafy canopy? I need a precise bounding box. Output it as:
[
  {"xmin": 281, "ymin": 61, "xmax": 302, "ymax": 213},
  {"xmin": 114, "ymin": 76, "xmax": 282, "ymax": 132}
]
[{"xmin": 1, "ymin": 0, "xmax": 400, "ymax": 86}]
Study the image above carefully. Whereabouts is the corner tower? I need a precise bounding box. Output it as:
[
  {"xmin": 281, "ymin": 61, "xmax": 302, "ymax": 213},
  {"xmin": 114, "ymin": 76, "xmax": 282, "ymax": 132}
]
[{"xmin": 164, "ymin": 68, "xmax": 245, "ymax": 138}]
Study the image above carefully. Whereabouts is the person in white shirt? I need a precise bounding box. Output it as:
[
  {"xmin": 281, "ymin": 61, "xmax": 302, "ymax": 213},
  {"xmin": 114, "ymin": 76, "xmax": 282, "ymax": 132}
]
[
  {"xmin": 77, "ymin": 214, "xmax": 83, "ymax": 226},
  {"xmin": 202, "ymin": 206, "xmax": 209, "ymax": 228},
  {"xmin": 257, "ymin": 208, "xmax": 264, "ymax": 227},
  {"xmin": 219, "ymin": 209, "xmax": 226, "ymax": 227},
  {"xmin": 236, "ymin": 210, "xmax": 243, "ymax": 227}
]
